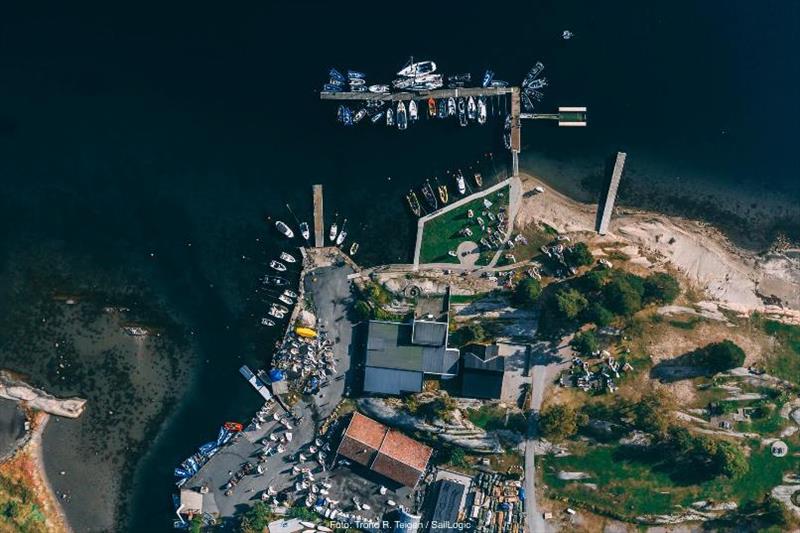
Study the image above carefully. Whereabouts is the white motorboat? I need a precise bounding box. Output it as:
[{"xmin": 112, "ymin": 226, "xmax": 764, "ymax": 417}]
[
  {"xmin": 368, "ymin": 84, "xmax": 390, "ymax": 93},
  {"xmin": 396, "ymin": 101, "xmax": 407, "ymax": 131},
  {"xmin": 299, "ymin": 222, "xmax": 310, "ymax": 241},
  {"xmin": 268, "ymin": 308, "xmax": 285, "ymax": 319},
  {"xmin": 270, "ymin": 260, "xmax": 287, "ymax": 272},
  {"xmin": 261, "ymin": 318, "xmax": 275, "ymax": 326},
  {"xmin": 336, "ymin": 219, "xmax": 347, "ymax": 246},
  {"xmin": 477, "ymin": 97, "xmax": 487, "ymax": 125},
  {"xmin": 408, "ymin": 100, "xmax": 418, "ymax": 121},
  {"xmin": 467, "ymin": 96, "xmax": 477, "ymax": 120},
  {"xmin": 280, "ymin": 252, "xmax": 296, "ymax": 263},
  {"xmin": 397, "ymin": 59, "xmax": 437, "ymax": 78},
  {"xmin": 456, "ymin": 170, "xmax": 466, "ymax": 195},
  {"xmin": 349, "ymin": 242, "xmax": 359, "ymax": 256},
  {"xmin": 275, "ymin": 220, "xmax": 294, "ymax": 239},
  {"xmin": 329, "ymin": 217, "xmax": 338, "ymax": 242},
  {"xmin": 283, "ymin": 289, "xmax": 298, "ymax": 299},
  {"xmin": 278, "ymin": 294, "xmax": 293, "ymax": 305},
  {"xmin": 272, "ymin": 303, "xmax": 289, "ymax": 314}
]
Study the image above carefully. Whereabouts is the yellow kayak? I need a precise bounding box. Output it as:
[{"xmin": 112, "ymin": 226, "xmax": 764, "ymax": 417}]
[{"xmin": 295, "ymin": 327, "xmax": 317, "ymax": 338}]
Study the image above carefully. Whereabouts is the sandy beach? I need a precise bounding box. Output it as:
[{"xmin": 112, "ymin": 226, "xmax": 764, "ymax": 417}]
[{"xmin": 515, "ymin": 171, "xmax": 800, "ymax": 323}]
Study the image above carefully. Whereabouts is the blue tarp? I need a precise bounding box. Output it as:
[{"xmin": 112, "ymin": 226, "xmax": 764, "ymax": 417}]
[
  {"xmin": 269, "ymin": 369, "xmax": 285, "ymax": 382},
  {"xmin": 518, "ymin": 488, "xmax": 526, "ymax": 501}
]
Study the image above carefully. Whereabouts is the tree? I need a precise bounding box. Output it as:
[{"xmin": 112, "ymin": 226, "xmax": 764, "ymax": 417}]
[
  {"xmin": 577, "ymin": 270, "xmax": 610, "ymax": 292},
  {"xmin": 713, "ymin": 440, "xmax": 749, "ymax": 478},
  {"xmin": 693, "ymin": 340, "xmax": 746, "ymax": 372},
  {"xmin": 450, "ymin": 323, "xmax": 486, "ymax": 346},
  {"xmin": 513, "ymin": 278, "xmax": 541, "ymax": 308},
  {"xmin": 240, "ymin": 502, "xmax": 274, "ymax": 533},
  {"xmin": 353, "ymin": 300, "xmax": 371, "ymax": 321},
  {"xmin": 603, "ymin": 277, "xmax": 643, "ymax": 315},
  {"xmin": 565, "ymin": 242, "xmax": 594, "ymax": 268},
  {"xmin": 634, "ymin": 390, "xmax": 674, "ymax": 437},
  {"xmin": 190, "ymin": 515, "xmax": 203, "ymax": 533},
  {"xmin": 555, "ymin": 288, "xmax": 588, "ymax": 320},
  {"xmin": 570, "ymin": 330, "xmax": 599, "ymax": 357},
  {"xmin": 644, "ymin": 272, "xmax": 681, "ymax": 304},
  {"xmin": 538, "ymin": 404, "xmax": 586, "ymax": 442},
  {"xmin": 583, "ymin": 302, "xmax": 614, "ymax": 327}
]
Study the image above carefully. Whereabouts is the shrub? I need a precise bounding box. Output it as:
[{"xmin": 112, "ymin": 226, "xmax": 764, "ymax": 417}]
[
  {"xmin": 240, "ymin": 502, "xmax": 275, "ymax": 533},
  {"xmin": 564, "ymin": 242, "xmax": 594, "ymax": 267},
  {"xmin": 555, "ymin": 288, "xmax": 588, "ymax": 319},
  {"xmin": 353, "ymin": 300, "xmax": 371, "ymax": 321},
  {"xmin": 714, "ymin": 440, "xmax": 749, "ymax": 478},
  {"xmin": 513, "ymin": 278, "xmax": 541, "ymax": 308},
  {"xmin": 644, "ymin": 272, "xmax": 681, "ymax": 304},
  {"xmin": 570, "ymin": 330, "xmax": 598, "ymax": 357},
  {"xmin": 450, "ymin": 323, "xmax": 486, "ymax": 347},
  {"xmin": 583, "ymin": 302, "xmax": 614, "ymax": 327},
  {"xmin": 538, "ymin": 404, "xmax": 586, "ymax": 442},
  {"xmin": 603, "ymin": 276, "xmax": 643, "ymax": 315},
  {"xmin": 692, "ymin": 340, "xmax": 746, "ymax": 372}
]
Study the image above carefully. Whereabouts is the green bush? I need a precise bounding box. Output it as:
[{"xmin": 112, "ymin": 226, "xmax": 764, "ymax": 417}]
[
  {"xmin": 240, "ymin": 502, "xmax": 274, "ymax": 533},
  {"xmin": 603, "ymin": 276, "xmax": 643, "ymax": 315},
  {"xmin": 564, "ymin": 242, "xmax": 594, "ymax": 268},
  {"xmin": 583, "ymin": 302, "xmax": 614, "ymax": 327},
  {"xmin": 555, "ymin": 288, "xmax": 588, "ymax": 319},
  {"xmin": 570, "ymin": 330, "xmax": 599, "ymax": 357},
  {"xmin": 692, "ymin": 340, "xmax": 746, "ymax": 372},
  {"xmin": 450, "ymin": 323, "xmax": 486, "ymax": 347},
  {"xmin": 353, "ymin": 300, "xmax": 371, "ymax": 321},
  {"xmin": 513, "ymin": 278, "xmax": 541, "ymax": 308},
  {"xmin": 538, "ymin": 404, "xmax": 586, "ymax": 442},
  {"xmin": 644, "ymin": 272, "xmax": 681, "ymax": 304}
]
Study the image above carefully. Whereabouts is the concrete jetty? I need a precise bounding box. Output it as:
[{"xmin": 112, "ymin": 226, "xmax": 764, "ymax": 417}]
[{"xmin": 597, "ymin": 152, "xmax": 627, "ymax": 235}]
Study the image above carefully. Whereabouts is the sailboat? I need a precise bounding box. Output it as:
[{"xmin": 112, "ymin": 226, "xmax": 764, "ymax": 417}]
[{"xmin": 397, "ymin": 58, "xmax": 437, "ymax": 78}]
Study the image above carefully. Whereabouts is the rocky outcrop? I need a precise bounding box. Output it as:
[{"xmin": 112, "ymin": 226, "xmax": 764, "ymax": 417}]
[
  {"xmin": 357, "ymin": 398, "xmax": 502, "ymax": 453},
  {"xmin": 0, "ymin": 371, "xmax": 86, "ymax": 418}
]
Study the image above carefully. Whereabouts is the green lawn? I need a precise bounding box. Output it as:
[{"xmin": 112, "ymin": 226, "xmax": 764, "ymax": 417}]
[
  {"xmin": 761, "ymin": 318, "xmax": 800, "ymax": 384},
  {"xmin": 418, "ymin": 186, "xmax": 509, "ymax": 264},
  {"xmin": 542, "ymin": 439, "xmax": 800, "ymax": 520}
]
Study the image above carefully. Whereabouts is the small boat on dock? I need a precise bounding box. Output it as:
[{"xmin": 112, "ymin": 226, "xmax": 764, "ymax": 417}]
[
  {"xmin": 270, "ymin": 260, "xmax": 287, "ymax": 272},
  {"xmin": 477, "ymin": 97, "xmax": 487, "ymax": 124},
  {"xmin": 447, "ymin": 97, "xmax": 456, "ymax": 117},
  {"xmin": 300, "ymin": 222, "xmax": 310, "ymax": 241},
  {"xmin": 436, "ymin": 179, "xmax": 449, "ymax": 205},
  {"xmin": 456, "ymin": 170, "xmax": 467, "ymax": 195},
  {"xmin": 421, "ymin": 179, "xmax": 438, "ymax": 210},
  {"xmin": 427, "ymin": 98, "xmax": 436, "ymax": 117},
  {"xmin": 474, "ymin": 172, "xmax": 483, "ymax": 187},
  {"xmin": 336, "ymin": 219, "xmax": 348, "ymax": 246},
  {"xmin": 386, "ymin": 108, "xmax": 394, "ymax": 126},
  {"xmin": 329, "ymin": 217, "xmax": 338, "ymax": 242},
  {"xmin": 261, "ymin": 318, "xmax": 275, "ymax": 327},
  {"xmin": 467, "ymin": 96, "xmax": 477, "ymax": 120},
  {"xmin": 349, "ymin": 242, "xmax": 359, "ymax": 256},
  {"xmin": 280, "ymin": 252, "xmax": 296, "ymax": 263},
  {"xmin": 396, "ymin": 101, "xmax": 408, "ymax": 131},
  {"xmin": 406, "ymin": 191, "xmax": 421, "ymax": 216},
  {"xmin": 408, "ymin": 100, "xmax": 418, "ymax": 121},
  {"xmin": 275, "ymin": 220, "xmax": 294, "ymax": 239}
]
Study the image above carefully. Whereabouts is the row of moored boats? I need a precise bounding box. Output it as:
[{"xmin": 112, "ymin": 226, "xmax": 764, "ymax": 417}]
[
  {"xmin": 338, "ymin": 93, "xmax": 492, "ymax": 130},
  {"xmin": 406, "ymin": 170, "xmax": 483, "ymax": 216}
]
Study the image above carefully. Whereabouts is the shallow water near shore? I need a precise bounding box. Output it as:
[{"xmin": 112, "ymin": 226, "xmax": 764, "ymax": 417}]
[{"xmin": 0, "ymin": 1, "xmax": 798, "ymax": 531}]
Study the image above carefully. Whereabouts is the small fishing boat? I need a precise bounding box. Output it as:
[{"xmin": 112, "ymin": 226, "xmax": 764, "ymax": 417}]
[
  {"xmin": 329, "ymin": 68, "xmax": 345, "ymax": 83},
  {"xmin": 329, "ymin": 217, "xmax": 338, "ymax": 242},
  {"xmin": 396, "ymin": 102, "xmax": 408, "ymax": 130},
  {"xmin": 477, "ymin": 97, "xmax": 487, "ymax": 124},
  {"xmin": 268, "ymin": 308, "xmax": 285, "ymax": 319},
  {"xmin": 270, "ymin": 260, "xmax": 287, "ymax": 272},
  {"xmin": 457, "ymin": 97, "xmax": 467, "ymax": 127},
  {"xmin": 456, "ymin": 170, "xmax": 467, "ymax": 195},
  {"xmin": 370, "ymin": 111, "xmax": 385, "ymax": 124},
  {"xmin": 437, "ymin": 180, "xmax": 449, "ymax": 205},
  {"xmin": 278, "ymin": 294, "xmax": 293, "ymax": 305},
  {"xmin": 280, "ymin": 252, "xmax": 296, "ymax": 263},
  {"xmin": 224, "ymin": 422, "xmax": 244, "ymax": 432},
  {"xmin": 336, "ymin": 219, "xmax": 348, "ymax": 246},
  {"xmin": 474, "ymin": 172, "xmax": 483, "ymax": 187},
  {"xmin": 272, "ymin": 303, "xmax": 289, "ymax": 314},
  {"xmin": 353, "ymin": 109, "xmax": 368, "ymax": 123},
  {"xmin": 349, "ymin": 242, "xmax": 359, "ymax": 256},
  {"xmin": 408, "ymin": 100, "xmax": 418, "ymax": 121},
  {"xmin": 482, "ymin": 69, "xmax": 495, "ymax": 88},
  {"xmin": 261, "ymin": 318, "xmax": 275, "ymax": 327},
  {"xmin": 263, "ymin": 276, "xmax": 288, "ymax": 286},
  {"xmin": 406, "ymin": 191, "xmax": 421, "ymax": 216},
  {"xmin": 347, "ymin": 70, "xmax": 366, "ymax": 79},
  {"xmin": 437, "ymin": 98, "xmax": 448, "ymax": 119},
  {"xmin": 397, "ymin": 58, "xmax": 437, "ymax": 77},
  {"xmin": 427, "ymin": 98, "xmax": 436, "ymax": 117},
  {"xmin": 447, "ymin": 97, "xmax": 456, "ymax": 116},
  {"xmin": 275, "ymin": 220, "xmax": 294, "ymax": 239},
  {"xmin": 283, "ymin": 289, "xmax": 298, "ymax": 299},
  {"xmin": 386, "ymin": 108, "xmax": 394, "ymax": 126},
  {"xmin": 421, "ymin": 179, "xmax": 438, "ymax": 210},
  {"xmin": 467, "ymin": 96, "xmax": 477, "ymax": 120},
  {"xmin": 299, "ymin": 222, "xmax": 310, "ymax": 241},
  {"xmin": 368, "ymin": 84, "xmax": 390, "ymax": 93},
  {"xmin": 323, "ymin": 83, "xmax": 343, "ymax": 93}
]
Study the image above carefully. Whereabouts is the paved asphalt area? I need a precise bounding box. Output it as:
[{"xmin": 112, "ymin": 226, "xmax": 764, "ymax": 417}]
[{"xmin": 186, "ymin": 262, "xmax": 356, "ymax": 526}]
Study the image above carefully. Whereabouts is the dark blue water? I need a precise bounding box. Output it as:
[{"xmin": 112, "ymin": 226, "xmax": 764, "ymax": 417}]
[{"xmin": 0, "ymin": 1, "xmax": 797, "ymax": 530}]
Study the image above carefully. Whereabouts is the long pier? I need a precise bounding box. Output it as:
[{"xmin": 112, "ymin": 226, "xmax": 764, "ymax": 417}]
[
  {"xmin": 313, "ymin": 184, "xmax": 324, "ymax": 248},
  {"xmin": 319, "ymin": 86, "xmax": 513, "ymax": 102},
  {"xmin": 597, "ymin": 152, "xmax": 627, "ymax": 235}
]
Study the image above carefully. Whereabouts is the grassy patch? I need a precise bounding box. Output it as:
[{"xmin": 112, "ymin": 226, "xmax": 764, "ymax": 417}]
[
  {"xmin": 419, "ymin": 186, "xmax": 509, "ymax": 264},
  {"xmin": 760, "ymin": 318, "xmax": 800, "ymax": 384},
  {"xmin": 467, "ymin": 404, "xmax": 527, "ymax": 434}
]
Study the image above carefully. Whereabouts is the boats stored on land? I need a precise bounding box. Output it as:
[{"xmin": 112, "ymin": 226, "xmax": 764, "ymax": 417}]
[
  {"xmin": 270, "ymin": 260, "xmax": 287, "ymax": 272},
  {"xmin": 421, "ymin": 179, "xmax": 438, "ymax": 210},
  {"xmin": 280, "ymin": 252, "xmax": 296, "ymax": 263},
  {"xmin": 427, "ymin": 98, "xmax": 436, "ymax": 117},
  {"xmin": 456, "ymin": 170, "xmax": 467, "ymax": 195},
  {"xmin": 477, "ymin": 97, "xmax": 487, "ymax": 124},
  {"xmin": 300, "ymin": 222, "xmax": 310, "ymax": 241},
  {"xmin": 467, "ymin": 96, "xmax": 477, "ymax": 120},
  {"xmin": 407, "ymin": 191, "xmax": 421, "ymax": 216},
  {"xmin": 275, "ymin": 220, "xmax": 294, "ymax": 239},
  {"xmin": 408, "ymin": 100, "xmax": 418, "ymax": 121},
  {"xmin": 396, "ymin": 101, "xmax": 408, "ymax": 130}
]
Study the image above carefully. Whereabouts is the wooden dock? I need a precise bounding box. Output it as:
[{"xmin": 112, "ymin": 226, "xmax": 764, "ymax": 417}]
[
  {"xmin": 597, "ymin": 152, "xmax": 627, "ymax": 235},
  {"xmin": 313, "ymin": 184, "xmax": 324, "ymax": 248},
  {"xmin": 320, "ymin": 86, "xmax": 513, "ymax": 102},
  {"xmin": 510, "ymin": 88, "xmax": 521, "ymax": 176}
]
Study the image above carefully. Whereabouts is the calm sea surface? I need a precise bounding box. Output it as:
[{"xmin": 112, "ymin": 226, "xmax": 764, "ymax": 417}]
[{"xmin": 0, "ymin": 2, "xmax": 797, "ymax": 530}]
